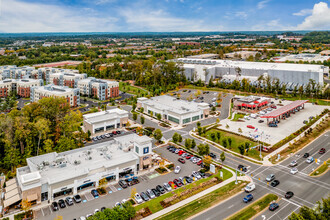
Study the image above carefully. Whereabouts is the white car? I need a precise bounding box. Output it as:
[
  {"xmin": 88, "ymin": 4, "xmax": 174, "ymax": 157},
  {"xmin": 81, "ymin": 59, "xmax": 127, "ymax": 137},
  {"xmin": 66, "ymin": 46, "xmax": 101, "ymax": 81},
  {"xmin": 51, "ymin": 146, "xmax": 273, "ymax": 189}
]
[
  {"xmin": 290, "ymin": 168, "xmax": 298, "ymax": 175},
  {"xmin": 114, "ymin": 202, "xmax": 121, "ymax": 207},
  {"xmin": 174, "ymin": 166, "xmax": 181, "ymax": 174},
  {"xmin": 163, "ymin": 182, "xmax": 172, "ymax": 191},
  {"xmin": 306, "ymin": 156, "xmax": 314, "ymax": 164},
  {"xmin": 79, "ymin": 217, "xmax": 86, "ymax": 220},
  {"xmin": 94, "ymin": 209, "xmax": 100, "ymax": 214},
  {"xmin": 245, "ymin": 183, "xmax": 256, "ymax": 192},
  {"xmin": 192, "ymin": 171, "xmax": 201, "ymax": 179},
  {"xmin": 121, "ymin": 199, "xmax": 128, "ymax": 205},
  {"xmin": 86, "ymin": 214, "xmax": 93, "ymax": 218},
  {"xmin": 134, "ymin": 193, "xmax": 143, "ymax": 204},
  {"xmin": 289, "ymin": 160, "xmax": 298, "ymax": 167}
]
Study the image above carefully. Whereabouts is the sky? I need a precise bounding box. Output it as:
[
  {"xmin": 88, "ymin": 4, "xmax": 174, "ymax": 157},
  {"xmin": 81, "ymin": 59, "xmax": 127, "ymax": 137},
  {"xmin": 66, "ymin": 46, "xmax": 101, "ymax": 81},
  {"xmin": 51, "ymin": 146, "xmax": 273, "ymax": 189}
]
[{"xmin": 0, "ymin": 0, "xmax": 329, "ymax": 33}]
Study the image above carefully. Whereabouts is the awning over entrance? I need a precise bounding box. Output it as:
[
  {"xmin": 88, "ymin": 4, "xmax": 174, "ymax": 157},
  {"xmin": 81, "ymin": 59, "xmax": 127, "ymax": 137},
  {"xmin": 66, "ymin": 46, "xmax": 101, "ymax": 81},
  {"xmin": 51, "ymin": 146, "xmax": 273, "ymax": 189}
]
[
  {"xmin": 3, "ymin": 194, "xmax": 21, "ymax": 208},
  {"xmin": 5, "ymin": 188, "xmax": 19, "ymax": 200},
  {"xmin": 6, "ymin": 178, "xmax": 17, "ymax": 187},
  {"xmin": 27, "ymin": 194, "xmax": 38, "ymax": 202},
  {"xmin": 6, "ymin": 183, "xmax": 18, "ymax": 192}
]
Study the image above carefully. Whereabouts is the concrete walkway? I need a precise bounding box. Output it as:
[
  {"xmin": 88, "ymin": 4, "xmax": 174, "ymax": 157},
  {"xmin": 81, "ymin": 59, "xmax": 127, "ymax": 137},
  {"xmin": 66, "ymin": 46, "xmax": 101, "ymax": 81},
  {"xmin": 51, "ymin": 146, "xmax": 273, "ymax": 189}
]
[{"xmin": 144, "ymin": 170, "xmax": 249, "ymax": 220}]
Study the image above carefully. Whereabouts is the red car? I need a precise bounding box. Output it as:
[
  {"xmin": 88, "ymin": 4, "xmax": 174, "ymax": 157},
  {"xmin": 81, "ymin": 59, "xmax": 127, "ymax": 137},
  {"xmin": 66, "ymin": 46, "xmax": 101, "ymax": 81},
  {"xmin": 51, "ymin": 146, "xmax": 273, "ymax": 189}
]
[
  {"xmin": 319, "ymin": 148, "xmax": 326, "ymax": 154},
  {"xmin": 247, "ymin": 125, "xmax": 255, "ymax": 129},
  {"xmin": 178, "ymin": 158, "xmax": 186, "ymax": 164},
  {"xmin": 168, "ymin": 181, "xmax": 177, "ymax": 189},
  {"xmin": 197, "ymin": 160, "xmax": 203, "ymax": 166},
  {"xmin": 178, "ymin": 150, "xmax": 185, "ymax": 156},
  {"xmin": 186, "ymin": 154, "xmax": 192, "ymax": 159}
]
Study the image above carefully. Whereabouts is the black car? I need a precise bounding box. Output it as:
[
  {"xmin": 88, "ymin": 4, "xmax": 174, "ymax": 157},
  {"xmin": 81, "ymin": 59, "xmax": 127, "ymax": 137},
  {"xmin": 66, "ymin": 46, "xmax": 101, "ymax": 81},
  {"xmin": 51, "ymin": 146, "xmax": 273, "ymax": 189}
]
[
  {"xmin": 73, "ymin": 194, "xmax": 81, "ymax": 203},
  {"xmin": 285, "ymin": 191, "xmax": 294, "ymax": 199},
  {"xmin": 140, "ymin": 192, "xmax": 149, "ymax": 201},
  {"xmin": 91, "ymin": 189, "xmax": 99, "ymax": 198},
  {"xmin": 170, "ymin": 148, "xmax": 177, "ymax": 153},
  {"xmin": 101, "ymin": 135, "xmax": 106, "ymax": 139},
  {"xmin": 119, "ymin": 180, "xmax": 128, "ymax": 188},
  {"xmin": 238, "ymin": 165, "xmax": 247, "ymax": 172},
  {"xmin": 303, "ymin": 153, "xmax": 310, "ymax": 158},
  {"xmin": 173, "ymin": 179, "xmax": 183, "ymax": 187},
  {"xmin": 58, "ymin": 199, "xmax": 66, "ymax": 208},
  {"xmin": 152, "ymin": 188, "xmax": 161, "ymax": 197},
  {"xmin": 271, "ymin": 180, "xmax": 280, "ymax": 187},
  {"xmin": 209, "ymin": 153, "xmax": 216, "ymax": 159},
  {"xmin": 269, "ymin": 203, "xmax": 279, "ymax": 211},
  {"xmin": 51, "ymin": 202, "xmax": 59, "ymax": 211},
  {"xmin": 258, "ymin": 120, "xmax": 264, "ymax": 123},
  {"xmin": 199, "ymin": 171, "xmax": 206, "ymax": 178},
  {"xmin": 101, "ymin": 207, "xmax": 106, "ymax": 212},
  {"xmin": 184, "ymin": 176, "xmax": 193, "ymax": 183},
  {"xmin": 167, "ymin": 145, "xmax": 173, "ymax": 150},
  {"xmin": 65, "ymin": 197, "xmax": 74, "ymax": 206},
  {"xmin": 116, "ymin": 131, "xmax": 121, "ymax": 134},
  {"xmin": 156, "ymin": 185, "xmax": 166, "ymax": 194}
]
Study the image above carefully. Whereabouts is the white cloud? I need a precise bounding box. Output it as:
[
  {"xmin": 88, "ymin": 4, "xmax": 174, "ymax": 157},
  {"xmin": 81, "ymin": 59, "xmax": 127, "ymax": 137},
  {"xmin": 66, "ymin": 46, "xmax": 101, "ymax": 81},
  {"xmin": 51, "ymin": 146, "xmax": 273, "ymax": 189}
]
[
  {"xmin": 95, "ymin": 0, "xmax": 117, "ymax": 5},
  {"xmin": 235, "ymin": 11, "xmax": 248, "ymax": 19},
  {"xmin": 257, "ymin": 0, "xmax": 270, "ymax": 9},
  {"xmin": 296, "ymin": 2, "xmax": 330, "ymax": 30},
  {"xmin": 293, "ymin": 9, "xmax": 313, "ymax": 16},
  {"xmin": 118, "ymin": 7, "xmax": 213, "ymax": 31},
  {"xmin": 0, "ymin": 0, "xmax": 118, "ymax": 32}
]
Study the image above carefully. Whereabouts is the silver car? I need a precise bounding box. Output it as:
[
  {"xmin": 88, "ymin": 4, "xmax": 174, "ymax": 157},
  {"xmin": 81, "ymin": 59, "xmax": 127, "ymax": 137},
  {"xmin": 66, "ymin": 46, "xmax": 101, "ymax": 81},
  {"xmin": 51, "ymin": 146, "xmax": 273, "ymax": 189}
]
[
  {"xmin": 266, "ymin": 174, "xmax": 275, "ymax": 182},
  {"xmin": 174, "ymin": 166, "xmax": 181, "ymax": 174},
  {"xmin": 163, "ymin": 182, "xmax": 172, "ymax": 191},
  {"xmin": 134, "ymin": 193, "xmax": 143, "ymax": 204},
  {"xmin": 146, "ymin": 189, "xmax": 156, "ymax": 199},
  {"xmin": 289, "ymin": 160, "xmax": 297, "ymax": 167}
]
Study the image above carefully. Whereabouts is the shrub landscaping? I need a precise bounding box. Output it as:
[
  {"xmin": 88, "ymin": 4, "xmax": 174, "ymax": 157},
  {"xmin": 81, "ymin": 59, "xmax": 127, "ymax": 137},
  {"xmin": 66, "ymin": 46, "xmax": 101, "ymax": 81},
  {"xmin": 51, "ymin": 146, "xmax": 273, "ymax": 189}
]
[
  {"xmin": 310, "ymin": 159, "xmax": 330, "ymax": 176},
  {"xmin": 155, "ymin": 167, "xmax": 168, "ymax": 174}
]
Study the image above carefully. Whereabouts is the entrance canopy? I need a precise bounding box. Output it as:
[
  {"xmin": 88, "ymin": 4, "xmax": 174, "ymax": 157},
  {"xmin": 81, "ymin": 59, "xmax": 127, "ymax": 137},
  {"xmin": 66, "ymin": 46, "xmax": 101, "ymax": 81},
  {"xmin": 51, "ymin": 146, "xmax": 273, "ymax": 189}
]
[
  {"xmin": 261, "ymin": 100, "xmax": 308, "ymax": 118},
  {"xmin": 3, "ymin": 194, "xmax": 21, "ymax": 208}
]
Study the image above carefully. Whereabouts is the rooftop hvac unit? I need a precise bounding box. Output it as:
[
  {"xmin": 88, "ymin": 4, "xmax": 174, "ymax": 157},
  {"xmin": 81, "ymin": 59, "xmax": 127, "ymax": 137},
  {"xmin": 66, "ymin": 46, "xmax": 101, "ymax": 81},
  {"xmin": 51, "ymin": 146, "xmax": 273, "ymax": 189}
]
[
  {"xmin": 58, "ymin": 163, "xmax": 67, "ymax": 168},
  {"xmin": 74, "ymin": 160, "xmax": 81, "ymax": 165}
]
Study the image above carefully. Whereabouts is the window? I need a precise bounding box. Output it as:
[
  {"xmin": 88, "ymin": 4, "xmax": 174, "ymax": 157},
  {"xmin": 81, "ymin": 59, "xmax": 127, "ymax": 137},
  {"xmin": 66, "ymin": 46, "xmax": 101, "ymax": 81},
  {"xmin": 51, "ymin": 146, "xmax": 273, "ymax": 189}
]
[
  {"xmin": 192, "ymin": 115, "xmax": 200, "ymax": 121},
  {"xmin": 135, "ymin": 146, "xmax": 139, "ymax": 154},
  {"xmin": 143, "ymin": 147, "xmax": 149, "ymax": 154},
  {"xmin": 168, "ymin": 115, "xmax": 180, "ymax": 124},
  {"xmin": 183, "ymin": 118, "xmax": 191, "ymax": 124}
]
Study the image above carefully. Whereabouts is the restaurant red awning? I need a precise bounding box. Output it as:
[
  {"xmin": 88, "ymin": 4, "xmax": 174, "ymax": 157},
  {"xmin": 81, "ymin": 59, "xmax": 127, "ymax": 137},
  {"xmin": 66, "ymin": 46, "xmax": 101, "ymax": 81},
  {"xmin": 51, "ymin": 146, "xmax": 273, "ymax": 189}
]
[
  {"xmin": 247, "ymin": 104, "xmax": 252, "ymax": 108},
  {"xmin": 253, "ymin": 105, "xmax": 256, "ymax": 108},
  {"xmin": 242, "ymin": 103, "xmax": 247, "ymax": 107},
  {"xmin": 254, "ymin": 101, "xmax": 259, "ymax": 104}
]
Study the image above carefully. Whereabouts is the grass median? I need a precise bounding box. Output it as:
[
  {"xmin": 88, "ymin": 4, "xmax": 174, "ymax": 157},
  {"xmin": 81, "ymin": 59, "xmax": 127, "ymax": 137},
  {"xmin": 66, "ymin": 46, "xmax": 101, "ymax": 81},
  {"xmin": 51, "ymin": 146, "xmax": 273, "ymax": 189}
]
[
  {"xmin": 310, "ymin": 159, "xmax": 330, "ymax": 176},
  {"xmin": 135, "ymin": 169, "xmax": 233, "ymax": 214},
  {"xmin": 156, "ymin": 181, "xmax": 247, "ymax": 220},
  {"xmin": 226, "ymin": 193, "xmax": 278, "ymax": 220}
]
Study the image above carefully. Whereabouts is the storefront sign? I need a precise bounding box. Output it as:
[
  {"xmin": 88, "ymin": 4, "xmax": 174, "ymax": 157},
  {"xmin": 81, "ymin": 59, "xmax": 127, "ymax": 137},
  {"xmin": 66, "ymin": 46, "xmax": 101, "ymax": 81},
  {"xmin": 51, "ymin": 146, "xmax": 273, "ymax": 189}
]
[{"xmin": 210, "ymin": 164, "xmax": 216, "ymax": 174}]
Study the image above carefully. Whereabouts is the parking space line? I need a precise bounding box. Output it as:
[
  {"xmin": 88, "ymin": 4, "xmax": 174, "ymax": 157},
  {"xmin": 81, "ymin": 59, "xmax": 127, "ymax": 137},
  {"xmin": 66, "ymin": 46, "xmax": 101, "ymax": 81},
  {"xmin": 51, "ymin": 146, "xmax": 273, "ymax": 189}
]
[
  {"xmin": 283, "ymin": 206, "xmax": 300, "ymax": 220},
  {"xmin": 40, "ymin": 208, "xmax": 45, "ymax": 216},
  {"xmin": 267, "ymin": 202, "xmax": 291, "ymax": 220}
]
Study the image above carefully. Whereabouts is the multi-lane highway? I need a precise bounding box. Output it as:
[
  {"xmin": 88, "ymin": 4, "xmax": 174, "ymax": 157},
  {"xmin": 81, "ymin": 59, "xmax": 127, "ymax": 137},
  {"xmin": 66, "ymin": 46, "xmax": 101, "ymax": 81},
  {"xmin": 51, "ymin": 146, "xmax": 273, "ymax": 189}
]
[{"xmin": 191, "ymin": 131, "xmax": 330, "ymax": 220}]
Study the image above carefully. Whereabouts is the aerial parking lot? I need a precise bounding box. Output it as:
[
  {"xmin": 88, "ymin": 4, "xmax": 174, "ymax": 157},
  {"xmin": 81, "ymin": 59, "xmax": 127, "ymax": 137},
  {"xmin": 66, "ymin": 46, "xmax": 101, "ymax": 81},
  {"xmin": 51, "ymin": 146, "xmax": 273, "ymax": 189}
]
[{"xmin": 219, "ymin": 99, "xmax": 328, "ymax": 145}]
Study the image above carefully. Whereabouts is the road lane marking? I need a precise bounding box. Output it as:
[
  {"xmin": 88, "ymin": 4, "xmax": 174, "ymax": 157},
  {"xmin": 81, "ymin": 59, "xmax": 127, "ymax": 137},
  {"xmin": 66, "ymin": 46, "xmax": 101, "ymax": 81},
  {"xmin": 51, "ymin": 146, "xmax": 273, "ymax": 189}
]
[
  {"xmin": 282, "ymin": 198, "xmax": 301, "ymax": 207},
  {"xmin": 283, "ymin": 206, "xmax": 300, "ymax": 220},
  {"xmin": 267, "ymin": 202, "xmax": 291, "ymax": 220}
]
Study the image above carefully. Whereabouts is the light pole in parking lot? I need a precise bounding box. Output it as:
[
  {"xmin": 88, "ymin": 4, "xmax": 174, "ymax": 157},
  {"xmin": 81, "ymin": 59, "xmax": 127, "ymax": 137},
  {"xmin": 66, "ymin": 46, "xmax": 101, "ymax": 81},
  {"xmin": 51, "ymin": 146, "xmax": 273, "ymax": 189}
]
[{"xmin": 235, "ymin": 169, "xmax": 238, "ymax": 184}]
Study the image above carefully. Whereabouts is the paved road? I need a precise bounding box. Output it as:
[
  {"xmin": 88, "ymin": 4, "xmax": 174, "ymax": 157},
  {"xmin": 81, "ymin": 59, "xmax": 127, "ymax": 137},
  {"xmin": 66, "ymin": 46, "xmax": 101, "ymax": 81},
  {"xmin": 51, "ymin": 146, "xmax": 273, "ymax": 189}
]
[
  {"xmin": 36, "ymin": 146, "xmax": 201, "ymax": 220},
  {"xmin": 191, "ymin": 131, "xmax": 330, "ymax": 220}
]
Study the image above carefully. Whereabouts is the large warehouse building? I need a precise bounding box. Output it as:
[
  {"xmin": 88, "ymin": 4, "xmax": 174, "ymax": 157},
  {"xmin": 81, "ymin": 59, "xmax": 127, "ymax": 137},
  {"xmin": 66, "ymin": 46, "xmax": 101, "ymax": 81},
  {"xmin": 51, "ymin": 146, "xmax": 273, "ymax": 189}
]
[{"xmin": 176, "ymin": 58, "xmax": 327, "ymax": 87}]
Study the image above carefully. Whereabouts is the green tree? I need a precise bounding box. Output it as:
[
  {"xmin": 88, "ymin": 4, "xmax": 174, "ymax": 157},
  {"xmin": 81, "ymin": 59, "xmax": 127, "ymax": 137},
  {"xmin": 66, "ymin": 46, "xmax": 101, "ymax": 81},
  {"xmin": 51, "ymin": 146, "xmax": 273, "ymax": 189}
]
[
  {"xmin": 220, "ymin": 152, "xmax": 225, "ymax": 164},
  {"xmin": 244, "ymin": 142, "xmax": 250, "ymax": 154},
  {"xmin": 222, "ymin": 138, "xmax": 228, "ymax": 148},
  {"xmin": 216, "ymin": 132, "xmax": 221, "ymax": 141},
  {"xmin": 227, "ymin": 137, "xmax": 232, "ymax": 147},
  {"xmin": 178, "ymin": 134, "xmax": 182, "ymax": 143},
  {"xmin": 238, "ymin": 144, "xmax": 245, "ymax": 155},
  {"xmin": 132, "ymin": 112, "xmax": 138, "ymax": 121},
  {"xmin": 140, "ymin": 115, "xmax": 145, "ymax": 124},
  {"xmin": 288, "ymin": 196, "xmax": 329, "ymax": 220},
  {"xmin": 185, "ymin": 139, "xmax": 191, "ymax": 149},
  {"xmin": 132, "ymin": 103, "xmax": 136, "ymax": 111},
  {"xmin": 198, "ymin": 127, "xmax": 203, "ymax": 135},
  {"xmin": 172, "ymin": 132, "xmax": 179, "ymax": 143},
  {"xmin": 156, "ymin": 113, "xmax": 161, "ymax": 121},
  {"xmin": 153, "ymin": 129, "xmax": 163, "ymax": 143},
  {"xmin": 210, "ymin": 132, "xmax": 216, "ymax": 142},
  {"xmin": 197, "ymin": 121, "xmax": 201, "ymax": 127},
  {"xmin": 197, "ymin": 144, "xmax": 210, "ymax": 156},
  {"xmin": 191, "ymin": 139, "xmax": 196, "ymax": 149}
]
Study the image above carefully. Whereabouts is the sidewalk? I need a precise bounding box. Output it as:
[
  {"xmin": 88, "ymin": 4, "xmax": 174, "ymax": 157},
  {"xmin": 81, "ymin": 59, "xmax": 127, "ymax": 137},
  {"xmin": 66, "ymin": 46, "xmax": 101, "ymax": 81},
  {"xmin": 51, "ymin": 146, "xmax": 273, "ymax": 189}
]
[{"xmin": 144, "ymin": 174, "xmax": 249, "ymax": 220}]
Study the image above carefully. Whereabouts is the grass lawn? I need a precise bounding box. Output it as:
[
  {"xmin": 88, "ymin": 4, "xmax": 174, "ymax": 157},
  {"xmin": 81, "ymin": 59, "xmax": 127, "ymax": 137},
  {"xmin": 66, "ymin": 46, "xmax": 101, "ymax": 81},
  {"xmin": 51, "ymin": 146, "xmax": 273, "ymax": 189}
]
[
  {"xmin": 232, "ymin": 113, "xmax": 245, "ymax": 121},
  {"xmin": 311, "ymin": 159, "xmax": 330, "ymax": 176},
  {"xmin": 226, "ymin": 194, "xmax": 278, "ymax": 220},
  {"xmin": 119, "ymin": 82, "xmax": 148, "ymax": 96},
  {"xmin": 204, "ymin": 128, "xmax": 265, "ymax": 160},
  {"xmin": 135, "ymin": 169, "xmax": 232, "ymax": 214},
  {"xmin": 156, "ymin": 181, "xmax": 247, "ymax": 220}
]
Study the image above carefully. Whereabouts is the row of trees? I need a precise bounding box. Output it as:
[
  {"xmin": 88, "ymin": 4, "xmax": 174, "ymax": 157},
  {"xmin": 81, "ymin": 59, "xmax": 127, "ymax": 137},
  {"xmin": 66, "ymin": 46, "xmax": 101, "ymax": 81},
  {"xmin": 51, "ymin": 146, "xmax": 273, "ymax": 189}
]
[
  {"xmin": 87, "ymin": 203, "xmax": 136, "ymax": 220},
  {"xmin": 0, "ymin": 97, "xmax": 87, "ymax": 174}
]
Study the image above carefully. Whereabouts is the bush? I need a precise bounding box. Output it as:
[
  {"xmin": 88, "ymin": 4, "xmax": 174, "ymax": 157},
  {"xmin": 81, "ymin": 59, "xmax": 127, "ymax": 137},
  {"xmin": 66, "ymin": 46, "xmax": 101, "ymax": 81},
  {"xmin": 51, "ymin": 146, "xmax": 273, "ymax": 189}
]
[
  {"xmin": 166, "ymin": 164, "xmax": 174, "ymax": 170},
  {"xmin": 156, "ymin": 167, "xmax": 168, "ymax": 174},
  {"xmin": 14, "ymin": 211, "xmax": 33, "ymax": 220},
  {"xmin": 97, "ymin": 187, "xmax": 106, "ymax": 195}
]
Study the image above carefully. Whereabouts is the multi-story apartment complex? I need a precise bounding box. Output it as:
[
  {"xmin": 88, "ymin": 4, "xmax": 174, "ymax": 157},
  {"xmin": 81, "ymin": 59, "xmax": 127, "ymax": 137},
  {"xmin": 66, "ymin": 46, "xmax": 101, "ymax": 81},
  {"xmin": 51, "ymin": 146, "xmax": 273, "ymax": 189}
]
[
  {"xmin": 30, "ymin": 84, "xmax": 80, "ymax": 107},
  {"xmin": 78, "ymin": 77, "xmax": 119, "ymax": 100},
  {"xmin": 0, "ymin": 79, "xmax": 43, "ymax": 98},
  {"xmin": 49, "ymin": 72, "xmax": 87, "ymax": 88},
  {"xmin": 0, "ymin": 65, "xmax": 35, "ymax": 80}
]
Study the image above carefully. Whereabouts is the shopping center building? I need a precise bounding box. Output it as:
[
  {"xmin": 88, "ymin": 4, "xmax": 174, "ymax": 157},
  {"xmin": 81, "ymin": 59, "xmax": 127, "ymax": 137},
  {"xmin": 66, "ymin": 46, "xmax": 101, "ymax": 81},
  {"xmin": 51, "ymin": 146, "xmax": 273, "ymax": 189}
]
[
  {"xmin": 8, "ymin": 133, "xmax": 152, "ymax": 205},
  {"xmin": 137, "ymin": 95, "xmax": 210, "ymax": 125}
]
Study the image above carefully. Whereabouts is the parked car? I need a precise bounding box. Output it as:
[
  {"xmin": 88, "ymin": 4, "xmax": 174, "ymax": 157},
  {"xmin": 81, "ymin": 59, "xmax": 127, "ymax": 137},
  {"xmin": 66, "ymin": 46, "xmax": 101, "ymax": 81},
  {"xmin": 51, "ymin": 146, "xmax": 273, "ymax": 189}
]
[
  {"xmin": 51, "ymin": 202, "xmax": 59, "ymax": 211},
  {"xmin": 167, "ymin": 145, "xmax": 174, "ymax": 150},
  {"xmin": 247, "ymin": 125, "xmax": 255, "ymax": 129},
  {"xmin": 290, "ymin": 168, "xmax": 298, "ymax": 175},
  {"xmin": 303, "ymin": 153, "xmax": 310, "ymax": 158},
  {"xmin": 152, "ymin": 188, "xmax": 161, "ymax": 197},
  {"xmin": 73, "ymin": 194, "xmax": 82, "ymax": 203},
  {"xmin": 306, "ymin": 156, "xmax": 314, "ymax": 164},
  {"xmin": 175, "ymin": 149, "xmax": 180, "ymax": 154},
  {"xmin": 178, "ymin": 158, "xmax": 186, "ymax": 164},
  {"xmin": 86, "ymin": 214, "xmax": 93, "ymax": 218},
  {"xmin": 209, "ymin": 152, "xmax": 216, "ymax": 159},
  {"xmin": 140, "ymin": 192, "xmax": 149, "ymax": 202},
  {"xmin": 319, "ymin": 148, "xmax": 326, "ymax": 154},
  {"xmin": 79, "ymin": 216, "xmax": 86, "ymax": 220},
  {"xmin": 178, "ymin": 150, "xmax": 185, "ymax": 156},
  {"xmin": 94, "ymin": 209, "xmax": 100, "ymax": 214},
  {"xmin": 163, "ymin": 182, "xmax": 172, "ymax": 191},
  {"xmin": 184, "ymin": 176, "xmax": 193, "ymax": 183},
  {"xmin": 146, "ymin": 189, "xmax": 156, "ymax": 199},
  {"xmin": 91, "ymin": 189, "xmax": 99, "ymax": 198},
  {"xmin": 269, "ymin": 203, "xmax": 279, "ymax": 211},
  {"xmin": 135, "ymin": 193, "xmax": 143, "ymax": 203},
  {"xmin": 258, "ymin": 120, "xmax": 264, "ymax": 123},
  {"xmin": 243, "ymin": 194, "xmax": 253, "ymax": 203},
  {"xmin": 173, "ymin": 179, "xmax": 183, "ymax": 187},
  {"xmin": 58, "ymin": 199, "xmax": 66, "ymax": 208},
  {"xmin": 156, "ymin": 185, "xmax": 166, "ymax": 194},
  {"xmin": 65, "ymin": 197, "xmax": 74, "ymax": 206},
  {"xmin": 168, "ymin": 181, "xmax": 177, "ymax": 189},
  {"xmin": 191, "ymin": 157, "xmax": 198, "ymax": 163},
  {"xmin": 174, "ymin": 166, "xmax": 181, "ymax": 174},
  {"xmin": 266, "ymin": 174, "xmax": 275, "ymax": 182},
  {"xmin": 289, "ymin": 160, "xmax": 298, "ymax": 167},
  {"xmin": 192, "ymin": 171, "xmax": 201, "ymax": 179},
  {"xmin": 285, "ymin": 191, "xmax": 294, "ymax": 199},
  {"xmin": 119, "ymin": 180, "xmax": 128, "ymax": 188},
  {"xmin": 186, "ymin": 154, "xmax": 192, "ymax": 159},
  {"xmin": 271, "ymin": 180, "xmax": 280, "ymax": 187},
  {"xmin": 197, "ymin": 160, "xmax": 203, "ymax": 166},
  {"xmin": 245, "ymin": 183, "xmax": 255, "ymax": 192},
  {"xmin": 101, "ymin": 207, "xmax": 106, "ymax": 212}
]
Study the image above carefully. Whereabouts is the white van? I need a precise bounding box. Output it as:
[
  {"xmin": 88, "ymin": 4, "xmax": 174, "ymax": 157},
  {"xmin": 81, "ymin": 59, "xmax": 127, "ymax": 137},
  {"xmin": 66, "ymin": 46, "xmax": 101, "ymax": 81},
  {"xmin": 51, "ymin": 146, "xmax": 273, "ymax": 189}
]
[
  {"xmin": 244, "ymin": 116, "xmax": 250, "ymax": 120},
  {"xmin": 250, "ymin": 114, "xmax": 257, "ymax": 119},
  {"xmin": 245, "ymin": 183, "xmax": 256, "ymax": 192}
]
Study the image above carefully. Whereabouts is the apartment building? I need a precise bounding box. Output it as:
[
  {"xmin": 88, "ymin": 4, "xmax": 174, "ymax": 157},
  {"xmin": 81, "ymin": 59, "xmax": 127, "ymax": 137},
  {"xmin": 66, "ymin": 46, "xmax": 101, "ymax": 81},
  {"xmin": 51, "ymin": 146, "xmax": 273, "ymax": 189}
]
[
  {"xmin": 30, "ymin": 84, "xmax": 80, "ymax": 107},
  {"xmin": 0, "ymin": 79, "xmax": 43, "ymax": 98},
  {"xmin": 0, "ymin": 66, "xmax": 35, "ymax": 80},
  {"xmin": 49, "ymin": 72, "xmax": 87, "ymax": 88},
  {"xmin": 78, "ymin": 77, "xmax": 119, "ymax": 100}
]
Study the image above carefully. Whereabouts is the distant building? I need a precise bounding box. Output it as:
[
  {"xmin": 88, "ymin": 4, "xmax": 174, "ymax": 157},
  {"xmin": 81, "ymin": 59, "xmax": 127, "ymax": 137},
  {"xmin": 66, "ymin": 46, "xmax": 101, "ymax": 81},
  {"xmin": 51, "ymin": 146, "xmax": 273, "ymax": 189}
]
[
  {"xmin": 77, "ymin": 77, "xmax": 119, "ymax": 100},
  {"xmin": 137, "ymin": 95, "xmax": 210, "ymax": 125},
  {"xmin": 187, "ymin": 54, "xmax": 219, "ymax": 59},
  {"xmin": 320, "ymin": 50, "xmax": 330, "ymax": 56},
  {"xmin": 233, "ymin": 96, "xmax": 271, "ymax": 113},
  {"xmin": 178, "ymin": 42, "xmax": 201, "ymax": 46},
  {"xmin": 272, "ymin": 54, "xmax": 330, "ymax": 63},
  {"xmin": 30, "ymin": 84, "xmax": 80, "ymax": 107},
  {"xmin": 83, "ymin": 108, "xmax": 129, "ymax": 135},
  {"xmin": 49, "ymin": 72, "xmax": 87, "ymax": 88},
  {"xmin": 225, "ymin": 51, "xmax": 259, "ymax": 59}
]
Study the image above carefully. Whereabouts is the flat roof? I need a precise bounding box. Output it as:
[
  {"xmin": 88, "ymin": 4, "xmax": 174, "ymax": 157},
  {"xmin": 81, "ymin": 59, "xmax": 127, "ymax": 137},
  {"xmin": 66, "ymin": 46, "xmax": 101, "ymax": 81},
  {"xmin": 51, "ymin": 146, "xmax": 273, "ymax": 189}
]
[
  {"xmin": 138, "ymin": 95, "xmax": 209, "ymax": 114},
  {"xmin": 261, "ymin": 100, "xmax": 309, "ymax": 118},
  {"xmin": 84, "ymin": 108, "xmax": 128, "ymax": 124}
]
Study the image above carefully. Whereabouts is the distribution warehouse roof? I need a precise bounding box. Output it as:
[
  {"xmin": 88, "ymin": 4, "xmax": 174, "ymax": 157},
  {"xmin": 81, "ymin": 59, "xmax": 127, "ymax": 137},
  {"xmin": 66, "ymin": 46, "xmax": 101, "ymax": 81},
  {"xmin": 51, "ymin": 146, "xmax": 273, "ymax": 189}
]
[{"xmin": 261, "ymin": 100, "xmax": 308, "ymax": 118}]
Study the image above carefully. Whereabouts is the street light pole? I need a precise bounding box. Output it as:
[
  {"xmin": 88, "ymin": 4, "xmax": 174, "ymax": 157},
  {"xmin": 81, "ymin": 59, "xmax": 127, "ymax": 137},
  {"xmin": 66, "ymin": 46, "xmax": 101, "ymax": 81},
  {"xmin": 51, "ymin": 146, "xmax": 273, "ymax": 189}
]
[{"xmin": 235, "ymin": 169, "xmax": 238, "ymax": 184}]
